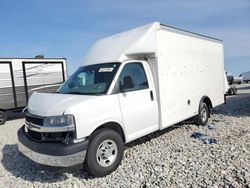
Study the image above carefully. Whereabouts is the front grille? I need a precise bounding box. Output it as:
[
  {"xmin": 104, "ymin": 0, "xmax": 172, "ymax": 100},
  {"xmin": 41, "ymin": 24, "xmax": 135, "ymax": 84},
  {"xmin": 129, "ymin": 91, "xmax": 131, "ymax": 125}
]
[
  {"xmin": 27, "ymin": 129, "xmax": 76, "ymax": 143},
  {"xmin": 43, "ymin": 132, "xmax": 68, "ymax": 142},
  {"xmin": 27, "ymin": 129, "xmax": 42, "ymax": 141},
  {"xmin": 25, "ymin": 114, "xmax": 44, "ymax": 126}
]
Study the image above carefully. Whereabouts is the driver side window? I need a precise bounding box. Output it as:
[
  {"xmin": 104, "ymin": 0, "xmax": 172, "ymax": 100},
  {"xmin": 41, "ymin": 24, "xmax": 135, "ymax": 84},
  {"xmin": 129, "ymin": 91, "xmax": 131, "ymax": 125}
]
[{"xmin": 118, "ymin": 63, "xmax": 149, "ymax": 92}]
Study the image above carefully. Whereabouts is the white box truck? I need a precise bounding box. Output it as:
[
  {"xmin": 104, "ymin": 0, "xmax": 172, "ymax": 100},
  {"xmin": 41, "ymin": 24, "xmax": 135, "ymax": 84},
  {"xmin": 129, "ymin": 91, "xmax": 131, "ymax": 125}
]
[
  {"xmin": 0, "ymin": 58, "xmax": 67, "ymax": 125},
  {"xmin": 18, "ymin": 22, "xmax": 225, "ymax": 177}
]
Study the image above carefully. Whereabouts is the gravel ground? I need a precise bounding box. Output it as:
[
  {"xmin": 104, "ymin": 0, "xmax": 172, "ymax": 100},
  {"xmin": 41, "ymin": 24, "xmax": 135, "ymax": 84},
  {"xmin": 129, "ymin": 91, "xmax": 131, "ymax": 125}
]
[{"xmin": 0, "ymin": 84, "xmax": 250, "ymax": 188}]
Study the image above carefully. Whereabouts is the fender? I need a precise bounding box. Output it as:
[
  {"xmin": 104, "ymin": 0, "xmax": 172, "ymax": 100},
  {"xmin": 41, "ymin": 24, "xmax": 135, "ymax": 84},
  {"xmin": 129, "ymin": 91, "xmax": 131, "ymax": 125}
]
[
  {"xmin": 88, "ymin": 119, "xmax": 127, "ymax": 143},
  {"xmin": 199, "ymin": 96, "xmax": 212, "ymax": 117}
]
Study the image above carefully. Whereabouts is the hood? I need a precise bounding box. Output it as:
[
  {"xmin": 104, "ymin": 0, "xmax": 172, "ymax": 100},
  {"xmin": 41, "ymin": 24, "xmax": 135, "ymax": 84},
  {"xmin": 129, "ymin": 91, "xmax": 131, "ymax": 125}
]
[{"xmin": 28, "ymin": 92, "xmax": 96, "ymax": 117}]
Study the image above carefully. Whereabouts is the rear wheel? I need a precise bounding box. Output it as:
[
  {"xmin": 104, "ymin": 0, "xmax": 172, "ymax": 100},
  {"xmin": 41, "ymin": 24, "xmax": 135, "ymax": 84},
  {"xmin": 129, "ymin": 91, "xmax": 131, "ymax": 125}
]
[
  {"xmin": 196, "ymin": 102, "xmax": 209, "ymax": 126},
  {"xmin": 85, "ymin": 128, "xmax": 124, "ymax": 177},
  {"xmin": 0, "ymin": 111, "xmax": 7, "ymax": 125}
]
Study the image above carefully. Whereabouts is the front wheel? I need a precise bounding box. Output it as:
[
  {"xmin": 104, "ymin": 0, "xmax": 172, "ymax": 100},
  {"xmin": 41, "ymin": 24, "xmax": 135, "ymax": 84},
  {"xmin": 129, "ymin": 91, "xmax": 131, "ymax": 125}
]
[
  {"xmin": 85, "ymin": 128, "xmax": 124, "ymax": 177},
  {"xmin": 196, "ymin": 102, "xmax": 209, "ymax": 126}
]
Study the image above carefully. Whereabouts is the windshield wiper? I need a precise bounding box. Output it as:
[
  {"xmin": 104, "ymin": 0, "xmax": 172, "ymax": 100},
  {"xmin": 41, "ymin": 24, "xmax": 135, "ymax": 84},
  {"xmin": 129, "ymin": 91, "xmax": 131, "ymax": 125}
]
[
  {"xmin": 82, "ymin": 92, "xmax": 103, "ymax": 96},
  {"xmin": 58, "ymin": 91, "xmax": 104, "ymax": 95},
  {"xmin": 63, "ymin": 91, "xmax": 84, "ymax": 95}
]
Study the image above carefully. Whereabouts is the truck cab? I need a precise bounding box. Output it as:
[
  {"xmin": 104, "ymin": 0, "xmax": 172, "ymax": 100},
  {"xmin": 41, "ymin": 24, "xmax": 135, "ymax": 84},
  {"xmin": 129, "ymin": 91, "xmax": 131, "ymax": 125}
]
[{"xmin": 18, "ymin": 60, "xmax": 159, "ymax": 176}]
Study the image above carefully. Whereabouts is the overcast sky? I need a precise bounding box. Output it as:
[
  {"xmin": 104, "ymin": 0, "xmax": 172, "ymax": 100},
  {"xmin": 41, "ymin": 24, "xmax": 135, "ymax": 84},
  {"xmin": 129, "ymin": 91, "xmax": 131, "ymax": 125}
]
[{"xmin": 0, "ymin": 0, "xmax": 249, "ymax": 75}]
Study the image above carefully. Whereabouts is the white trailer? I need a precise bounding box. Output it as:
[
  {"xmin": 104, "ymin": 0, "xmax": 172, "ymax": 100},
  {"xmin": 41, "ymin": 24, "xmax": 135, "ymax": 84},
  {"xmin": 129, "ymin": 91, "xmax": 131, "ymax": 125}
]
[
  {"xmin": 0, "ymin": 58, "xmax": 67, "ymax": 124},
  {"xmin": 18, "ymin": 22, "xmax": 225, "ymax": 177}
]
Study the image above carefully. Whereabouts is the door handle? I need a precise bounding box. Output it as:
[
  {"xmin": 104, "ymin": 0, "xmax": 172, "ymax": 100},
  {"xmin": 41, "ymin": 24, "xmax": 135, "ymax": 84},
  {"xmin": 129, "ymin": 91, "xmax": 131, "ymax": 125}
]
[{"xmin": 150, "ymin": 91, "xmax": 154, "ymax": 101}]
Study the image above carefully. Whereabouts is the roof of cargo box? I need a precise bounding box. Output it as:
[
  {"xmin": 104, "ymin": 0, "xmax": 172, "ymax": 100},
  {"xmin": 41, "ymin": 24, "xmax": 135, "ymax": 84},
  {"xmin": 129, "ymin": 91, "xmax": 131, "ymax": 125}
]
[{"xmin": 82, "ymin": 22, "xmax": 222, "ymax": 66}]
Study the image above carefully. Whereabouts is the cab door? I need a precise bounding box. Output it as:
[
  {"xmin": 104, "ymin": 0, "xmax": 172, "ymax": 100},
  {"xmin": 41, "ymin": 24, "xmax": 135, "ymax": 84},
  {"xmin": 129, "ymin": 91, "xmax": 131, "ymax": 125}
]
[{"xmin": 117, "ymin": 61, "xmax": 158, "ymax": 142}]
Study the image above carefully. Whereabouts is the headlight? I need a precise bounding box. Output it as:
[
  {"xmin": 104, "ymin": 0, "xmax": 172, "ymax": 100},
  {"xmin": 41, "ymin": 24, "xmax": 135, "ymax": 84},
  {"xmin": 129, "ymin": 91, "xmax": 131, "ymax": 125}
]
[{"xmin": 44, "ymin": 115, "xmax": 75, "ymax": 127}]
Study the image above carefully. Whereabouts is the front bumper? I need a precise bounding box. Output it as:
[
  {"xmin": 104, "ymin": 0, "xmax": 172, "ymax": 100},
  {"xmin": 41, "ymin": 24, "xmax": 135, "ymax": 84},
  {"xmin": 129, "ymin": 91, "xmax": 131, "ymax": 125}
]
[{"xmin": 18, "ymin": 126, "xmax": 89, "ymax": 167}]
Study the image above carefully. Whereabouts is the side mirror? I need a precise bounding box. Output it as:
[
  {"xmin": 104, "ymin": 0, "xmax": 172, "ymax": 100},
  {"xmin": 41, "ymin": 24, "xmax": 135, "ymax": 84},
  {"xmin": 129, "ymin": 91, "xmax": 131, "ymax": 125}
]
[{"xmin": 120, "ymin": 76, "xmax": 134, "ymax": 92}]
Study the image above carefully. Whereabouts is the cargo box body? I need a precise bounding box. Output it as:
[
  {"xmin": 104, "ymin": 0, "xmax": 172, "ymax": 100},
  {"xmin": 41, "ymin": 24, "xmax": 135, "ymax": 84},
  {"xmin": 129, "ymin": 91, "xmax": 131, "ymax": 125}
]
[{"xmin": 155, "ymin": 24, "xmax": 225, "ymax": 128}]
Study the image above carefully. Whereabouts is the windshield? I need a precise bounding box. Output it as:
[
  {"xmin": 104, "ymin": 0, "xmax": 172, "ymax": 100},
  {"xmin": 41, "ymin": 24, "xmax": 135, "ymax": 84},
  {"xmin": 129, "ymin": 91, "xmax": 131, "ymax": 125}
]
[{"xmin": 58, "ymin": 63, "xmax": 120, "ymax": 95}]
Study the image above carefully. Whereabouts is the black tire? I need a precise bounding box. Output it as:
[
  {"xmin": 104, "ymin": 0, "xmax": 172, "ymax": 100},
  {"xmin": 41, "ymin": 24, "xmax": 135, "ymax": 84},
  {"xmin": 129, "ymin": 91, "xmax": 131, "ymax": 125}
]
[
  {"xmin": 196, "ymin": 102, "xmax": 209, "ymax": 126},
  {"xmin": 232, "ymin": 88, "xmax": 235, "ymax": 95},
  {"xmin": 233, "ymin": 87, "xmax": 237, "ymax": 95},
  {"xmin": 85, "ymin": 128, "xmax": 124, "ymax": 177},
  {"xmin": 0, "ymin": 111, "xmax": 7, "ymax": 125},
  {"xmin": 228, "ymin": 88, "xmax": 233, "ymax": 95}
]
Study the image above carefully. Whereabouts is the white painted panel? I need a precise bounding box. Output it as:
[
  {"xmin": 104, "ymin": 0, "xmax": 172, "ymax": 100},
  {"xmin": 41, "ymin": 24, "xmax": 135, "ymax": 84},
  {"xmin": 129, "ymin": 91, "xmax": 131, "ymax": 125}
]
[
  {"xmin": 82, "ymin": 22, "xmax": 160, "ymax": 65},
  {"xmin": 156, "ymin": 28, "xmax": 224, "ymax": 128}
]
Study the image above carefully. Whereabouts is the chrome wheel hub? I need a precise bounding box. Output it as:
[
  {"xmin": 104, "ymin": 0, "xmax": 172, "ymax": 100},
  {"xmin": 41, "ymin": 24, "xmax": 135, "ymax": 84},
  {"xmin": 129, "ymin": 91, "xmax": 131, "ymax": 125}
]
[
  {"xmin": 201, "ymin": 108, "xmax": 207, "ymax": 122},
  {"xmin": 96, "ymin": 139, "xmax": 118, "ymax": 167}
]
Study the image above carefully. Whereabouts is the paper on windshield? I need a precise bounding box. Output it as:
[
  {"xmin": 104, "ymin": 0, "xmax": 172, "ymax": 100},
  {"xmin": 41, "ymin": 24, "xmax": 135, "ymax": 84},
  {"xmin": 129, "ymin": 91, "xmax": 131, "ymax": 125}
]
[{"xmin": 98, "ymin": 68, "xmax": 114, "ymax": 72}]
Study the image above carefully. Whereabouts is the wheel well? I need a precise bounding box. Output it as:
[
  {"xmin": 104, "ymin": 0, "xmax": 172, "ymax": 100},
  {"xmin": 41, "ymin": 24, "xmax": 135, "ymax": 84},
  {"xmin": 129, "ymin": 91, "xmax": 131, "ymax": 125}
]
[
  {"xmin": 92, "ymin": 122, "xmax": 126, "ymax": 143},
  {"xmin": 201, "ymin": 96, "xmax": 212, "ymax": 117},
  {"xmin": 202, "ymin": 97, "xmax": 212, "ymax": 109}
]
